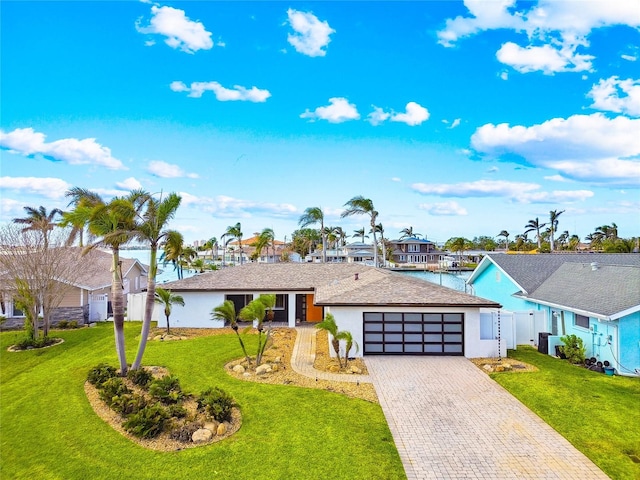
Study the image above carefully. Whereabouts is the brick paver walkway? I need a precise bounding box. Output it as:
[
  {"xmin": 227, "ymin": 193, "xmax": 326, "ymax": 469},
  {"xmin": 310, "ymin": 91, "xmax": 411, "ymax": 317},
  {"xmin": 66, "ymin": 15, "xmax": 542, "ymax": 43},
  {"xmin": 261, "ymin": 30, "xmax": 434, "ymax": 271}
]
[
  {"xmin": 291, "ymin": 324, "xmax": 371, "ymax": 383},
  {"xmin": 365, "ymin": 356, "xmax": 609, "ymax": 480}
]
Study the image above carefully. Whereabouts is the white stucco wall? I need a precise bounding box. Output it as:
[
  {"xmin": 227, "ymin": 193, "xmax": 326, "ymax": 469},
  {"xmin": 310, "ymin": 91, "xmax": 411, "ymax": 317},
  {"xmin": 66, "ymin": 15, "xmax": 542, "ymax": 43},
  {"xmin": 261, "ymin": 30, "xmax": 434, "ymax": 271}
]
[
  {"xmin": 157, "ymin": 291, "xmax": 227, "ymax": 329},
  {"xmin": 326, "ymin": 305, "xmax": 504, "ymax": 358}
]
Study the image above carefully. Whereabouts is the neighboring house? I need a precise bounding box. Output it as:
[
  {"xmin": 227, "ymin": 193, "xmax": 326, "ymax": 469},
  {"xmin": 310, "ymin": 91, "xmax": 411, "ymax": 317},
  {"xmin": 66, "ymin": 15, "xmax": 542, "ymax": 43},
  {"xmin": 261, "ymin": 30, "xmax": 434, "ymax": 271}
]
[
  {"xmin": 389, "ymin": 237, "xmax": 443, "ymax": 266},
  {"xmin": 308, "ymin": 242, "xmax": 375, "ymax": 264},
  {"xmin": 159, "ymin": 263, "xmax": 503, "ymax": 358},
  {"xmin": 467, "ymin": 253, "xmax": 640, "ymax": 376},
  {"xmin": 1, "ymin": 248, "xmax": 148, "ymax": 327},
  {"xmin": 520, "ymin": 263, "xmax": 640, "ymax": 377}
]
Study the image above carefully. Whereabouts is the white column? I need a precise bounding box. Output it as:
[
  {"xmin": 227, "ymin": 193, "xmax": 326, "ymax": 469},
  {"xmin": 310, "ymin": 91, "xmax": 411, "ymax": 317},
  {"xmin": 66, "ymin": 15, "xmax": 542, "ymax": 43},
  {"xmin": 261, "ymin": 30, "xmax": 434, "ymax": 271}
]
[{"xmin": 288, "ymin": 293, "xmax": 297, "ymax": 327}]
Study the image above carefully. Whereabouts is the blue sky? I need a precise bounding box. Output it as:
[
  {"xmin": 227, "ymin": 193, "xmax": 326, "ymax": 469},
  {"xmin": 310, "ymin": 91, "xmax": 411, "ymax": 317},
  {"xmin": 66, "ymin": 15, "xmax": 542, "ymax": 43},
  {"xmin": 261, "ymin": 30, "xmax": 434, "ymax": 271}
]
[{"xmin": 1, "ymin": 0, "xmax": 639, "ymax": 245}]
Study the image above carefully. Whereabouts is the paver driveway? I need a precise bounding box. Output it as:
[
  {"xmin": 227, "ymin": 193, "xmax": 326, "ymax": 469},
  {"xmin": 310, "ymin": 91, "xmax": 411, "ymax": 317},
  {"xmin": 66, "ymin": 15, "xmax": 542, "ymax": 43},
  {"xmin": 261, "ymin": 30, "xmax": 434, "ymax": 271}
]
[{"xmin": 365, "ymin": 356, "xmax": 609, "ymax": 480}]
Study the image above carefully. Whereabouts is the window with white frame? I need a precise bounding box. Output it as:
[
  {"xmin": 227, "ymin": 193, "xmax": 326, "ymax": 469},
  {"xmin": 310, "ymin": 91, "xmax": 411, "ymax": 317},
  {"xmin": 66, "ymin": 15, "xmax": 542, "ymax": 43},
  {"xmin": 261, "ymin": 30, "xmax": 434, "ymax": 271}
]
[{"xmin": 408, "ymin": 244, "xmax": 420, "ymax": 252}]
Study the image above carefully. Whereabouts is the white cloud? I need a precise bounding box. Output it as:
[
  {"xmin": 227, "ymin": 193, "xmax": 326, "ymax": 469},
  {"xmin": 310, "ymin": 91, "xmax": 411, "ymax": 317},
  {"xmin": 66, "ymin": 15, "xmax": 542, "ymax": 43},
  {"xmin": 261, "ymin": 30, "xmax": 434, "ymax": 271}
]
[
  {"xmin": 411, "ymin": 179, "xmax": 594, "ymax": 205},
  {"xmin": 300, "ymin": 97, "xmax": 360, "ymax": 123},
  {"xmin": 471, "ymin": 113, "xmax": 640, "ymax": 186},
  {"xmin": 500, "ymin": 71, "xmax": 509, "ymax": 80},
  {"xmin": 367, "ymin": 106, "xmax": 391, "ymax": 126},
  {"xmin": 496, "ymin": 42, "xmax": 594, "ymax": 74},
  {"xmin": 0, "ymin": 176, "xmax": 70, "ymax": 199},
  {"xmin": 136, "ymin": 5, "xmax": 213, "ymax": 54},
  {"xmin": 418, "ymin": 201, "xmax": 468, "ymax": 216},
  {"xmin": 391, "ymin": 177, "xmax": 402, "ymax": 182},
  {"xmin": 487, "ymin": 166, "xmax": 499, "ymax": 173},
  {"xmin": 621, "ymin": 54, "xmax": 637, "ymax": 62},
  {"xmin": 179, "ymin": 192, "xmax": 297, "ymax": 218},
  {"xmin": 438, "ymin": 0, "xmax": 640, "ymax": 74},
  {"xmin": 0, "ymin": 198, "xmax": 24, "ymax": 218},
  {"xmin": 391, "ymin": 102, "xmax": 430, "ymax": 126},
  {"xmin": 147, "ymin": 160, "xmax": 199, "ymax": 179},
  {"xmin": 0, "ymin": 128, "xmax": 125, "ymax": 170},
  {"xmin": 116, "ymin": 177, "xmax": 143, "ymax": 190},
  {"xmin": 286, "ymin": 9, "xmax": 335, "ymax": 57},
  {"xmin": 449, "ymin": 118, "xmax": 461, "ymax": 129},
  {"xmin": 544, "ymin": 174, "xmax": 571, "ymax": 182},
  {"xmin": 170, "ymin": 80, "xmax": 271, "ymax": 102},
  {"xmin": 587, "ymin": 76, "xmax": 640, "ymax": 116}
]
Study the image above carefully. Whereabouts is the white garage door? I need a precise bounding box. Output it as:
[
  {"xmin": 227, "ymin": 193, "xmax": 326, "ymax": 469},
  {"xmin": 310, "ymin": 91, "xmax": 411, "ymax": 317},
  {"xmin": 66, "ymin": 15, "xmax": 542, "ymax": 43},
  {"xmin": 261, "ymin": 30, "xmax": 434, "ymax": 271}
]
[{"xmin": 363, "ymin": 312, "xmax": 464, "ymax": 355}]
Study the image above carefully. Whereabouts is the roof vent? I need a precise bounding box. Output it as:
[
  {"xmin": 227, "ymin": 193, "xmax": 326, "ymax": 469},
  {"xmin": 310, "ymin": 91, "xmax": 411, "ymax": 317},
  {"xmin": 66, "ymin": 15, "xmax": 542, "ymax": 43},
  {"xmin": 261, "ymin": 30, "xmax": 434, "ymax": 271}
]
[
  {"xmin": 591, "ymin": 262, "xmax": 599, "ymax": 271},
  {"xmin": 354, "ymin": 273, "xmax": 359, "ymax": 281}
]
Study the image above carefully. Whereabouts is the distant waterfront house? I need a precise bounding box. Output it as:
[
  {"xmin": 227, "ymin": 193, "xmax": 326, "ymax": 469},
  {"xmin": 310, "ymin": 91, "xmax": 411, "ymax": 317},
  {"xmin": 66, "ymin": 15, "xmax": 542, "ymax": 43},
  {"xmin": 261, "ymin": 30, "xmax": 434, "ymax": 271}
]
[
  {"xmin": 158, "ymin": 263, "xmax": 503, "ymax": 358},
  {"xmin": 467, "ymin": 253, "xmax": 640, "ymax": 376},
  {"xmin": 0, "ymin": 248, "xmax": 148, "ymax": 327},
  {"xmin": 389, "ymin": 237, "xmax": 443, "ymax": 266},
  {"xmin": 308, "ymin": 242, "xmax": 375, "ymax": 264}
]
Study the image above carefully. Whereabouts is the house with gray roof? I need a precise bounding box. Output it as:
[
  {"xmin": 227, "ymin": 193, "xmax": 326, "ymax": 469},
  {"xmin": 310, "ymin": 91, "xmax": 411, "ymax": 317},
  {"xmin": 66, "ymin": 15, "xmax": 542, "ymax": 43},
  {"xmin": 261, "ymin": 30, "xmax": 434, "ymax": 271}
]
[
  {"xmin": 467, "ymin": 253, "xmax": 640, "ymax": 376},
  {"xmin": 159, "ymin": 262, "xmax": 504, "ymax": 358},
  {"xmin": 389, "ymin": 237, "xmax": 443, "ymax": 267}
]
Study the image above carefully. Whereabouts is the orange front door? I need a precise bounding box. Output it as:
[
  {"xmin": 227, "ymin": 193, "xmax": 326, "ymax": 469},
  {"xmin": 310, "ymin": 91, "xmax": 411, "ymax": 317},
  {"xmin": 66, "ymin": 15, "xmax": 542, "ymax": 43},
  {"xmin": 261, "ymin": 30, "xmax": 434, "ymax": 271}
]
[{"xmin": 306, "ymin": 294, "xmax": 324, "ymax": 322}]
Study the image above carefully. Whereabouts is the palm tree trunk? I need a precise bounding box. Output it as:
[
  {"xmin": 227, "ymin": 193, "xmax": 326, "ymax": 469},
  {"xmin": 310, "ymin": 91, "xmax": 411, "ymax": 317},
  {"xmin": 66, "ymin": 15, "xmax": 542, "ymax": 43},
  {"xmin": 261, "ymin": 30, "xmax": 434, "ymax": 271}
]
[
  {"xmin": 165, "ymin": 313, "xmax": 170, "ymax": 335},
  {"xmin": 111, "ymin": 249, "xmax": 128, "ymax": 375},
  {"xmin": 131, "ymin": 246, "xmax": 158, "ymax": 370},
  {"xmin": 371, "ymin": 221, "xmax": 378, "ymax": 267}
]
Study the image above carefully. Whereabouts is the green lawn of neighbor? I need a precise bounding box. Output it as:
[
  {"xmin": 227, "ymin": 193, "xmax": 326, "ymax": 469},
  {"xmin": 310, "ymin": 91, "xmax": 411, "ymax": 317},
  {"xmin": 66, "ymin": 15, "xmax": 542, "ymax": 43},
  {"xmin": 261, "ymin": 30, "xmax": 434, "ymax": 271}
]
[
  {"xmin": 0, "ymin": 323, "xmax": 405, "ymax": 480},
  {"xmin": 494, "ymin": 346, "xmax": 640, "ymax": 480}
]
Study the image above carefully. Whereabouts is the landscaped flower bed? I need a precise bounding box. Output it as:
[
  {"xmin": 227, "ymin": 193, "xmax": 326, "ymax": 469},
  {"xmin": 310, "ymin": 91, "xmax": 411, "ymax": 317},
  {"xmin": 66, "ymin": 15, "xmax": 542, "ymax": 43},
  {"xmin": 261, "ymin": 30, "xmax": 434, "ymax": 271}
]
[{"xmin": 85, "ymin": 364, "xmax": 241, "ymax": 451}]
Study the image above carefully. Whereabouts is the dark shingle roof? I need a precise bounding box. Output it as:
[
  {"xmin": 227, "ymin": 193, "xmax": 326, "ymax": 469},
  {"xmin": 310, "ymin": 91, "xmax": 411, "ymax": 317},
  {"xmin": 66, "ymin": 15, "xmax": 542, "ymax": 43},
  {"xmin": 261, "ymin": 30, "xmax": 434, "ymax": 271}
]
[
  {"xmin": 525, "ymin": 263, "xmax": 640, "ymax": 318},
  {"xmin": 480, "ymin": 253, "xmax": 640, "ymax": 294}
]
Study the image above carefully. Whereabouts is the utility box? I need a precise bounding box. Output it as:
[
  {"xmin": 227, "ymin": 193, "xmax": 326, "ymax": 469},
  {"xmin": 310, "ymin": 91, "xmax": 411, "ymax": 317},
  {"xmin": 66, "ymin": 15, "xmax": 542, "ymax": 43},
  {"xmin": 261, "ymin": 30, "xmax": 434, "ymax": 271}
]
[{"xmin": 538, "ymin": 332, "xmax": 551, "ymax": 355}]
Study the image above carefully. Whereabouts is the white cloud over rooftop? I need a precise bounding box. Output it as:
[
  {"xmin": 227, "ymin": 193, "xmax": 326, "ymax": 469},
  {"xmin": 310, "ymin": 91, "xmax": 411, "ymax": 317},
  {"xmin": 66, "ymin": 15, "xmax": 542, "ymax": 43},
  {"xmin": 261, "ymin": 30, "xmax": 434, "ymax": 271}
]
[
  {"xmin": 470, "ymin": 113, "xmax": 640, "ymax": 186},
  {"xmin": 286, "ymin": 9, "xmax": 335, "ymax": 57},
  {"xmin": 170, "ymin": 81, "xmax": 271, "ymax": 102},
  {"xmin": 0, "ymin": 128, "xmax": 125, "ymax": 170},
  {"xmin": 136, "ymin": 5, "xmax": 213, "ymax": 54}
]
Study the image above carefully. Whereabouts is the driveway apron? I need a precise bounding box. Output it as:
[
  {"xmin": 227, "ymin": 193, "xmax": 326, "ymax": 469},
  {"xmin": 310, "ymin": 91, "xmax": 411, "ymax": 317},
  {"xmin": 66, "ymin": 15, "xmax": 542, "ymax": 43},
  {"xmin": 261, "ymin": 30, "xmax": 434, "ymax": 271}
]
[{"xmin": 365, "ymin": 356, "xmax": 609, "ymax": 480}]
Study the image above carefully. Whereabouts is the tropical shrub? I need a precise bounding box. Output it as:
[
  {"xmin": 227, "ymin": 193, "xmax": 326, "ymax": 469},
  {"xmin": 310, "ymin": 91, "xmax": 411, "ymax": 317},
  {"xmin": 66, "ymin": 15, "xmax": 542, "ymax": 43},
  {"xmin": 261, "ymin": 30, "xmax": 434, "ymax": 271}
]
[
  {"xmin": 14, "ymin": 336, "xmax": 56, "ymax": 350},
  {"xmin": 99, "ymin": 378, "xmax": 132, "ymax": 407},
  {"xmin": 110, "ymin": 393, "xmax": 148, "ymax": 416},
  {"xmin": 87, "ymin": 363, "xmax": 118, "ymax": 386},
  {"xmin": 560, "ymin": 334, "xmax": 586, "ymax": 364},
  {"xmin": 197, "ymin": 387, "xmax": 236, "ymax": 422},
  {"xmin": 149, "ymin": 375, "xmax": 184, "ymax": 404},
  {"xmin": 123, "ymin": 403, "xmax": 169, "ymax": 438},
  {"xmin": 167, "ymin": 403, "xmax": 188, "ymax": 419},
  {"xmin": 127, "ymin": 367, "xmax": 153, "ymax": 388}
]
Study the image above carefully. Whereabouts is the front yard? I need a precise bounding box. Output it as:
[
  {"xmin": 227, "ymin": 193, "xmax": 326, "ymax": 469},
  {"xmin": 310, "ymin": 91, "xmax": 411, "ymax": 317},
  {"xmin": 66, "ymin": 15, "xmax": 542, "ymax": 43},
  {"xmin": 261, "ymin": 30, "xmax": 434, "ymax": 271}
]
[
  {"xmin": 494, "ymin": 346, "xmax": 640, "ymax": 480},
  {"xmin": 0, "ymin": 323, "xmax": 404, "ymax": 480}
]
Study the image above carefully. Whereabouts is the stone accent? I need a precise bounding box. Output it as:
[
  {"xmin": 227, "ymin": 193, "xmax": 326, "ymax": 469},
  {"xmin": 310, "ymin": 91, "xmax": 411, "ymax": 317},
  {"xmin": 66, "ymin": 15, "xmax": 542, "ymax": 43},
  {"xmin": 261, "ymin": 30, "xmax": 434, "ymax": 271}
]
[
  {"xmin": 255, "ymin": 364, "xmax": 272, "ymax": 375},
  {"xmin": 192, "ymin": 428, "xmax": 213, "ymax": 443},
  {"xmin": 216, "ymin": 423, "xmax": 227, "ymax": 436},
  {"xmin": 232, "ymin": 365, "xmax": 245, "ymax": 374},
  {"xmin": 50, "ymin": 307, "xmax": 85, "ymax": 325}
]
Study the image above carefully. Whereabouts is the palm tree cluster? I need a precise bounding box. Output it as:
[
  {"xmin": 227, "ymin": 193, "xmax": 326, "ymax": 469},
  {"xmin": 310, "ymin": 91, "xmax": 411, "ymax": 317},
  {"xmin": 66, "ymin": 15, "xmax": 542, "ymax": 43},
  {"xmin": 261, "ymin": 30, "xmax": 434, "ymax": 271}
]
[{"xmin": 11, "ymin": 189, "xmax": 183, "ymax": 374}]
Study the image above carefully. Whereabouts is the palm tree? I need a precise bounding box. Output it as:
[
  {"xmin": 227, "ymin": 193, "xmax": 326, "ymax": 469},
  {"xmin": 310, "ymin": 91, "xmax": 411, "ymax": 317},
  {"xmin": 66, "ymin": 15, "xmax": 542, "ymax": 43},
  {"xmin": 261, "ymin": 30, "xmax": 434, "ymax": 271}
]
[
  {"xmin": 61, "ymin": 187, "xmax": 103, "ymax": 247},
  {"xmin": 557, "ymin": 230, "xmax": 570, "ymax": 250},
  {"xmin": 340, "ymin": 330, "xmax": 359, "ymax": 367},
  {"xmin": 80, "ymin": 193, "xmax": 137, "ymax": 375},
  {"xmin": 315, "ymin": 313, "xmax": 343, "ymax": 368},
  {"xmin": 180, "ymin": 245, "xmax": 198, "ymax": 271},
  {"xmin": 13, "ymin": 206, "xmax": 62, "ymax": 250},
  {"xmin": 548, "ymin": 210, "xmax": 565, "ymax": 252},
  {"xmin": 154, "ymin": 287, "xmax": 185, "ymax": 335},
  {"xmin": 256, "ymin": 228, "xmax": 275, "ymax": 262},
  {"xmin": 352, "ymin": 227, "xmax": 369, "ymax": 243},
  {"xmin": 399, "ymin": 226, "xmax": 421, "ymax": 239},
  {"xmin": 524, "ymin": 217, "xmax": 547, "ymax": 250},
  {"xmin": 203, "ymin": 236, "xmax": 218, "ymax": 260},
  {"xmin": 129, "ymin": 191, "xmax": 182, "ymax": 371},
  {"xmin": 191, "ymin": 258, "xmax": 205, "ymax": 273},
  {"xmin": 497, "ymin": 230, "xmax": 510, "ymax": 251},
  {"xmin": 161, "ymin": 230, "xmax": 186, "ymax": 279},
  {"xmin": 342, "ymin": 196, "xmax": 379, "ymax": 267},
  {"xmin": 225, "ymin": 223, "xmax": 244, "ymax": 265},
  {"xmin": 298, "ymin": 207, "xmax": 326, "ymax": 263},
  {"xmin": 333, "ymin": 226, "xmax": 347, "ymax": 249},
  {"xmin": 238, "ymin": 294, "xmax": 275, "ymax": 366},
  {"xmin": 371, "ymin": 223, "xmax": 387, "ymax": 267},
  {"xmin": 211, "ymin": 300, "xmax": 251, "ymax": 365}
]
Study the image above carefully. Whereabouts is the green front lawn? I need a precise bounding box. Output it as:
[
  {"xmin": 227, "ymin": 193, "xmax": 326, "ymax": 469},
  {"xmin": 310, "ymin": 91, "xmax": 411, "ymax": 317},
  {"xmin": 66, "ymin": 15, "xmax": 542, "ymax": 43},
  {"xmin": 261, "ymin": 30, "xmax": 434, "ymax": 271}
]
[
  {"xmin": 0, "ymin": 324, "xmax": 404, "ymax": 480},
  {"xmin": 494, "ymin": 346, "xmax": 640, "ymax": 480}
]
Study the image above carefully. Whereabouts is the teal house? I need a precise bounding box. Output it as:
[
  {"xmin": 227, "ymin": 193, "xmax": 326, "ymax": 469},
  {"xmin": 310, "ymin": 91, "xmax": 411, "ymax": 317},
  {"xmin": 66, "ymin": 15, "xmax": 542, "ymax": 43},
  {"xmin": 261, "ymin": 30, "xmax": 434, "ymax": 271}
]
[{"xmin": 467, "ymin": 253, "xmax": 640, "ymax": 377}]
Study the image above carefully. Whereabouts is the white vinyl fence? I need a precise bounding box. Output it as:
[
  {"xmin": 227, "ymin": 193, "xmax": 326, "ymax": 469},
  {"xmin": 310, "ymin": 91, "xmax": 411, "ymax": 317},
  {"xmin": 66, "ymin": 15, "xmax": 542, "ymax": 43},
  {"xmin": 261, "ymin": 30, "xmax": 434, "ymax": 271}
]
[{"xmin": 127, "ymin": 292, "xmax": 160, "ymax": 322}]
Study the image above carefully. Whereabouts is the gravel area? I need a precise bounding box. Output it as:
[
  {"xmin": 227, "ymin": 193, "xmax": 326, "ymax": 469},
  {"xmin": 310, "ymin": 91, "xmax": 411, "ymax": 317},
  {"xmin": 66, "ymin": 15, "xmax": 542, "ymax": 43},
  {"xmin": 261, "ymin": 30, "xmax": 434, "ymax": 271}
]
[
  {"xmin": 469, "ymin": 357, "xmax": 538, "ymax": 373},
  {"xmin": 314, "ymin": 330, "xmax": 369, "ymax": 375},
  {"xmin": 224, "ymin": 328, "xmax": 379, "ymax": 403}
]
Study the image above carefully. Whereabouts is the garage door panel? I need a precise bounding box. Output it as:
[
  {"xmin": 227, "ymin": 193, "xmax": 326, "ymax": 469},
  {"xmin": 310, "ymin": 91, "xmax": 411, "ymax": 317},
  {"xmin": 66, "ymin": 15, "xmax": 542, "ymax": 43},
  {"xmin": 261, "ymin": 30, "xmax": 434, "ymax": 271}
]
[{"xmin": 363, "ymin": 312, "xmax": 464, "ymax": 356}]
